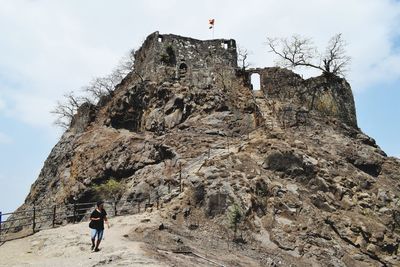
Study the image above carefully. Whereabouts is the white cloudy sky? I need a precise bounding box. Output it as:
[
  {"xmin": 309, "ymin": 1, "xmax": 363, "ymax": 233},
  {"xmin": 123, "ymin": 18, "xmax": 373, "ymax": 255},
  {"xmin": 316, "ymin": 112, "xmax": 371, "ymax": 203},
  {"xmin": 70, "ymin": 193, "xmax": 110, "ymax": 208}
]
[{"xmin": 0, "ymin": 0, "xmax": 400, "ymax": 212}]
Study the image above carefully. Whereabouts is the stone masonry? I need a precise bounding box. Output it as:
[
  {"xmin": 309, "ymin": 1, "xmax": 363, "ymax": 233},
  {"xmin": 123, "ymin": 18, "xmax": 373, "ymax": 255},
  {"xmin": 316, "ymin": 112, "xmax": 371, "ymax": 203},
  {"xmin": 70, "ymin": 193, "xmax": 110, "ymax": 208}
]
[
  {"xmin": 134, "ymin": 31, "xmax": 237, "ymax": 88},
  {"xmin": 134, "ymin": 32, "xmax": 357, "ymax": 127}
]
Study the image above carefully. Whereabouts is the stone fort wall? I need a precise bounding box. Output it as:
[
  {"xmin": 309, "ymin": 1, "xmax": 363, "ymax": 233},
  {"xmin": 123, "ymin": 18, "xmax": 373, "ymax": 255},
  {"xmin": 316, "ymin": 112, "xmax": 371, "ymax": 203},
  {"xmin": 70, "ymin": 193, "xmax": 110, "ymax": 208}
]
[
  {"xmin": 132, "ymin": 32, "xmax": 357, "ymax": 127},
  {"xmin": 134, "ymin": 31, "xmax": 237, "ymax": 87}
]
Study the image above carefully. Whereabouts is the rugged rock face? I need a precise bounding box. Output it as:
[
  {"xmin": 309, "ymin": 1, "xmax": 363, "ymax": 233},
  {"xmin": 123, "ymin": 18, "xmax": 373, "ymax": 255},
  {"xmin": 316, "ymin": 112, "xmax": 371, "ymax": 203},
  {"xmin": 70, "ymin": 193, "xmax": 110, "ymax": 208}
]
[
  {"xmin": 247, "ymin": 67, "xmax": 357, "ymax": 127},
  {"xmin": 12, "ymin": 33, "xmax": 400, "ymax": 266}
]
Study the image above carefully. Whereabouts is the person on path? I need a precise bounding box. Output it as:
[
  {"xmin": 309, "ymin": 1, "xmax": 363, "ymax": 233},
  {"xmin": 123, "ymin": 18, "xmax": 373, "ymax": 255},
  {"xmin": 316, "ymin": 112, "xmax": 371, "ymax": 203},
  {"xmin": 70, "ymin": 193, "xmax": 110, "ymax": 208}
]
[{"xmin": 89, "ymin": 200, "xmax": 110, "ymax": 252}]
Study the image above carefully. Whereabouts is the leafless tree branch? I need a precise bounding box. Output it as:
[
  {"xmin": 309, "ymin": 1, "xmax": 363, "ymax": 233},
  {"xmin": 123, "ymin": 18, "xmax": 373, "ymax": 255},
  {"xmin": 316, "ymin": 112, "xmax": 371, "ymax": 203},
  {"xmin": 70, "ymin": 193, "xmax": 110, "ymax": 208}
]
[
  {"xmin": 52, "ymin": 49, "xmax": 138, "ymax": 129},
  {"xmin": 322, "ymin": 34, "xmax": 351, "ymax": 76},
  {"xmin": 83, "ymin": 49, "xmax": 136, "ymax": 101},
  {"xmin": 237, "ymin": 46, "xmax": 251, "ymax": 71},
  {"xmin": 267, "ymin": 34, "xmax": 350, "ymax": 77},
  {"xmin": 50, "ymin": 91, "xmax": 84, "ymax": 129}
]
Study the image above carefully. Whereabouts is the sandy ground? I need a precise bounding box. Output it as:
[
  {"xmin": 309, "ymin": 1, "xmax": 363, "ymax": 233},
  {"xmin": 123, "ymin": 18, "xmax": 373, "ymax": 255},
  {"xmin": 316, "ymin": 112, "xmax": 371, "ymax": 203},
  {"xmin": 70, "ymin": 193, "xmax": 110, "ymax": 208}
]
[{"xmin": 0, "ymin": 213, "xmax": 168, "ymax": 267}]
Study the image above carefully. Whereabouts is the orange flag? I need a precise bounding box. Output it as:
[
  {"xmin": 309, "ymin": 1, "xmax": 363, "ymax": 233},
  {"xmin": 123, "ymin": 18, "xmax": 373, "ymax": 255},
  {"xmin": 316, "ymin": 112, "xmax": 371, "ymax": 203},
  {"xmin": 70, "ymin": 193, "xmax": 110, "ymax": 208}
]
[{"xmin": 208, "ymin": 19, "xmax": 215, "ymax": 29}]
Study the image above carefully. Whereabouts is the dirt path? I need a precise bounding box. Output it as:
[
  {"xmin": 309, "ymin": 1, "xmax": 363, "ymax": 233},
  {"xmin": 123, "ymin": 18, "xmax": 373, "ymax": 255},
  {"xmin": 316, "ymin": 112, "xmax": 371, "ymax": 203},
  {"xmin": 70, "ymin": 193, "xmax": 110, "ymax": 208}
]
[{"xmin": 0, "ymin": 213, "xmax": 168, "ymax": 267}]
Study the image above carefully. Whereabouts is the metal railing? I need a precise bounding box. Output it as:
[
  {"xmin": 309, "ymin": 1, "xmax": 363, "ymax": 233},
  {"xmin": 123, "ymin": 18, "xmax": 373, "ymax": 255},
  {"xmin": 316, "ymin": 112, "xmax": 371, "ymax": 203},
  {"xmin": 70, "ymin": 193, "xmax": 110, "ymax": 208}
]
[{"xmin": 0, "ymin": 195, "xmax": 171, "ymax": 243}]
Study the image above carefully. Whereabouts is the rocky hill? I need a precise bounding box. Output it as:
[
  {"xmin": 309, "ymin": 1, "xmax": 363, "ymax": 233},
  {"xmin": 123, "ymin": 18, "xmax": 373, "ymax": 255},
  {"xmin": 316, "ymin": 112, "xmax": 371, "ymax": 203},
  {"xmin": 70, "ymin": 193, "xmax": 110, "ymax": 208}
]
[{"xmin": 9, "ymin": 32, "xmax": 400, "ymax": 266}]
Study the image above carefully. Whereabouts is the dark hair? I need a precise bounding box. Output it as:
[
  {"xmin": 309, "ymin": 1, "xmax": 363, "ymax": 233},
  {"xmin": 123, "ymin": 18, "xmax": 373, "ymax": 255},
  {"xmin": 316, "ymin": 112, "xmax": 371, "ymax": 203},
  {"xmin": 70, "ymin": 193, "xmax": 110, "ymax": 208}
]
[{"xmin": 96, "ymin": 200, "xmax": 104, "ymax": 207}]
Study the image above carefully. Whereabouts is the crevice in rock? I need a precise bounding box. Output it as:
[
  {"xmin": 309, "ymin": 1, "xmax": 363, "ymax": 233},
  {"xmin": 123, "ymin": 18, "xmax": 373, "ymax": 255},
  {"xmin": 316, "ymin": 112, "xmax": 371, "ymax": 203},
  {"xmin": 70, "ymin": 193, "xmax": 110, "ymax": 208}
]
[
  {"xmin": 325, "ymin": 218, "xmax": 388, "ymax": 267},
  {"xmin": 325, "ymin": 218, "xmax": 359, "ymax": 248},
  {"xmin": 92, "ymin": 144, "xmax": 175, "ymax": 186},
  {"xmin": 109, "ymin": 83, "xmax": 148, "ymax": 132},
  {"xmin": 103, "ymin": 169, "xmax": 137, "ymax": 181},
  {"xmin": 353, "ymin": 163, "xmax": 382, "ymax": 177},
  {"xmin": 271, "ymin": 239, "xmax": 296, "ymax": 251}
]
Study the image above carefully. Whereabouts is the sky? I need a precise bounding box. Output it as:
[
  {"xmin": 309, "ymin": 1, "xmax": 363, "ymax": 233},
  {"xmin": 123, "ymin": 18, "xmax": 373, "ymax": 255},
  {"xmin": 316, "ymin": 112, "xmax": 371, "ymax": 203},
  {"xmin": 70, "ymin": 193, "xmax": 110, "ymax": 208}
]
[{"xmin": 0, "ymin": 0, "xmax": 400, "ymax": 213}]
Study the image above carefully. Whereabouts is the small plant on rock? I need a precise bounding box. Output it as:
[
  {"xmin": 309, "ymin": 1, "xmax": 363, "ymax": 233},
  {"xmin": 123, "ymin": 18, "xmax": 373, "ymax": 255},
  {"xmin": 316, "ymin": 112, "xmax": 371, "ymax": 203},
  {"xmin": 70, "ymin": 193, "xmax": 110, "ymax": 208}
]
[{"xmin": 228, "ymin": 203, "xmax": 243, "ymax": 241}]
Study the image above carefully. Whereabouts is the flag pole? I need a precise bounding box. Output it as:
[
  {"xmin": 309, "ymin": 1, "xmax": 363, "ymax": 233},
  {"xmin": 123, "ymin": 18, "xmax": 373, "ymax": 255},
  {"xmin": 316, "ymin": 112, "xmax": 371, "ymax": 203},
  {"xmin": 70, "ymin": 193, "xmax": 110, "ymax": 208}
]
[
  {"xmin": 209, "ymin": 19, "xmax": 215, "ymax": 39},
  {"xmin": 213, "ymin": 23, "xmax": 215, "ymax": 39}
]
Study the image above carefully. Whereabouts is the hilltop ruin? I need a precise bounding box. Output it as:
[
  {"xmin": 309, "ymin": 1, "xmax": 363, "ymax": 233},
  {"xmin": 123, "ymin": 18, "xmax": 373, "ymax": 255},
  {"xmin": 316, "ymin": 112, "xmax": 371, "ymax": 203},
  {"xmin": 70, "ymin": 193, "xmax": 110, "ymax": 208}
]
[
  {"xmin": 131, "ymin": 32, "xmax": 357, "ymax": 127},
  {"xmin": 4, "ymin": 32, "xmax": 399, "ymax": 266}
]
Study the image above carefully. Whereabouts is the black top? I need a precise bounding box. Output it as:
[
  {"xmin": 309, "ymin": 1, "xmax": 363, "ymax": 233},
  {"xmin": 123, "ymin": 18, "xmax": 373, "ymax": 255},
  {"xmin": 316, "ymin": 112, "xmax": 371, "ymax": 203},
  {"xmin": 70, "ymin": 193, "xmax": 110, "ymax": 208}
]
[{"xmin": 90, "ymin": 209, "xmax": 107, "ymax": 230}]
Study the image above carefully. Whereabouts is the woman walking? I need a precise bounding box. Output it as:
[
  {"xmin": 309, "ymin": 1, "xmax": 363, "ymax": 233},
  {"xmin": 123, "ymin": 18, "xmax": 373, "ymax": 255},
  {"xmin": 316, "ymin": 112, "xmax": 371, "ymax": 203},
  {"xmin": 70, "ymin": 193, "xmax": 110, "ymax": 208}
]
[{"xmin": 89, "ymin": 200, "xmax": 110, "ymax": 252}]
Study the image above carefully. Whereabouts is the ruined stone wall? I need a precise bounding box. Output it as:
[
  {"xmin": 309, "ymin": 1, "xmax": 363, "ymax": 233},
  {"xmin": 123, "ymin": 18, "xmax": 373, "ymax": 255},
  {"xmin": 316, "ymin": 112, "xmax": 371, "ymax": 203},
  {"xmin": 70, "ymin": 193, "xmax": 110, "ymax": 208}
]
[
  {"xmin": 134, "ymin": 31, "xmax": 237, "ymax": 87},
  {"xmin": 246, "ymin": 67, "xmax": 357, "ymax": 127},
  {"xmin": 133, "ymin": 32, "xmax": 357, "ymax": 127},
  {"xmin": 304, "ymin": 75, "xmax": 357, "ymax": 127}
]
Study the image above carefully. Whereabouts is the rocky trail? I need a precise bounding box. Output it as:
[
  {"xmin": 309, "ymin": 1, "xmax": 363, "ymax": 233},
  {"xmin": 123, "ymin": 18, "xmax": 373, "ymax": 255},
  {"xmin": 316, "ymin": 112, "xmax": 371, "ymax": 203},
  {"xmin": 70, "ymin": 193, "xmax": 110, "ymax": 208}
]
[
  {"xmin": 0, "ymin": 210, "xmax": 286, "ymax": 267},
  {"xmin": 0, "ymin": 213, "xmax": 166, "ymax": 267}
]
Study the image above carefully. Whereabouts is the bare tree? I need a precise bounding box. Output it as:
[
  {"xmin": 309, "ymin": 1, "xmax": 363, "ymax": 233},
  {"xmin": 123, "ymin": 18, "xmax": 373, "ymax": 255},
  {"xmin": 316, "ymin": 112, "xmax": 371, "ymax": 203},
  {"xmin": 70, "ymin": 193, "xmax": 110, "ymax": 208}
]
[
  {"xmin": 237, "ymin": 46, "xmax": 250, "ymax": 71},
  {"xmin": 52, "ymin": 48, "xmax": 140, "ymax": 129},
  {"xmin": 83, "ymin": 76, "xmax": 115, "ymax": 100},
  {"xmin": 51, "ymin": 91, "xmax": 84, "ymax": 129},
  {"xmin": 119, "ymin": 48, "xmax": 144, "ymax": 82},
  {"xmin": 267, "ymin": 33, "xmax": 350, "ymax": 77},
  {"xmin": 322, "ymin": 34, "xmax": 351, "ymax": 76},
  {"xmin": 214, "ymin": 64, "xmax": 233, "ymax": 91},
  {"xmin": 112, "ymin": 48, "xmax": 136, "ymax": 80},
  {"xmin": 267, "ymin": 35, "xmax": 316, "ymax": 69},
  {"xmin": 83, "ymin": 49, "xmax": 136, "ymax": 101}
]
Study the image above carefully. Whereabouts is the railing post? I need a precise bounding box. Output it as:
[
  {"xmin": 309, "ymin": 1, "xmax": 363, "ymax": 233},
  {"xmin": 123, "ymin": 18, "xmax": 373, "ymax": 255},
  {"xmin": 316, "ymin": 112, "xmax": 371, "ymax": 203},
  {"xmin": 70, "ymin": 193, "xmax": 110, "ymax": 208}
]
[
  {"xmin": 179, "ymin": 162, "xmax": 182, "ymax": 193},
  {"xmin": 32, "ymin": 204, "xmax": 36, "ymax": 233},
  {"xmin": 73, "ymin": 202, "xmax": 77, "ymax": 223},
  {"xmin": 0, "ymin": 211, "xmax": 2, "ymax": 242},
  {"xmin": 52, "ymin": 205, "xmax": 56, "ymax": 228},
  {"xmin": 156, "ymin": 192, "xmax": 159, "ymax": 210},
  {"xmin": 114, "ymin": 201, "xmax": 117, "ymax": 216}
]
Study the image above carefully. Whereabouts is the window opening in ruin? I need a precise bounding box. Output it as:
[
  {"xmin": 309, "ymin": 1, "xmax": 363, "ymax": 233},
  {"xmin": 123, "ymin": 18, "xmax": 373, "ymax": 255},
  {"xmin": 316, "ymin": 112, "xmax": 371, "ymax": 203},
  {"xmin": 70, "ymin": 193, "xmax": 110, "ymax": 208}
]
[
  {"xmin": 179, "ymin": 63, "xmax": 188, "ymax": 78},
  {"xmin": 250, "ymin": 73, "xmax": 261, "ymax": 90},
  {"xmin": 221, "ymin": 42, "xmax": 228, "ymax": 49},
  {"xmin": 158, "ymin": 36, "xmax": 163, "ymax": 42}
]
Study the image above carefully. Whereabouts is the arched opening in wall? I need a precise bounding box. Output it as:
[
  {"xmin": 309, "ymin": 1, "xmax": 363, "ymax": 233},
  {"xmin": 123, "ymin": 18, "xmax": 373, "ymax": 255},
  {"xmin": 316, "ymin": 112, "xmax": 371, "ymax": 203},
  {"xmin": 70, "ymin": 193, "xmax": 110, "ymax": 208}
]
[
  {"xmin": 179, "ymin": 63, "xmax": 188, "ymax": 79},
  {"xmin": 250, "ymin": 73, "xmax": 261, "ymax": 91}
]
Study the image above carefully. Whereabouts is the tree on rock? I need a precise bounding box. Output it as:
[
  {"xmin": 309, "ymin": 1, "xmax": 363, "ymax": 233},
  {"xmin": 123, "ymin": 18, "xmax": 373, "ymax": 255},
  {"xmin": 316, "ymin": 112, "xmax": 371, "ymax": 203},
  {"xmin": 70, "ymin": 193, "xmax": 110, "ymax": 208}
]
[
  {"xmin": 51, "ymin": 91, "xmax": 85, "ymax": 129},
  {"xmin": 83, "ymin": 48, "xmax": 136, "ymax": 100},
  {"xmin": 228, "ymin": 203, "xmax": 243, "ymax": 241},
  {"xmin": 266, "ymin": 33, "xmax": 350, "ymax": 77},
  {"xmin": 93, "ymin": 179, "xmax": 124, "ymax": 203},
  {"xmin": 237, "ymin": 46, "xmax": 250, "ymax": 71},
  {"xmin": 51, "ymin": 49, "xmax": 136, "ymax": 129}
]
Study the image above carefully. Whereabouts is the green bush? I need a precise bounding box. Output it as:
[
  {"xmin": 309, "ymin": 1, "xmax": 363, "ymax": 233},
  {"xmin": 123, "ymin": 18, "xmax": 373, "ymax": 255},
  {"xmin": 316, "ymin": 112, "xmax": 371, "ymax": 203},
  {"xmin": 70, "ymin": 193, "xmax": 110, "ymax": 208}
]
[{"xmin": 93, "ymin": 179, "xmax": 124, "ymax": 202}]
